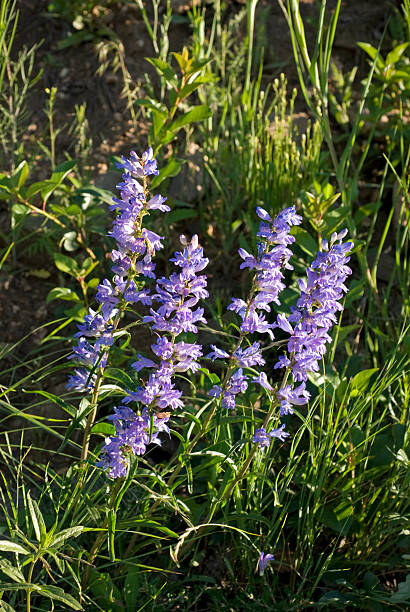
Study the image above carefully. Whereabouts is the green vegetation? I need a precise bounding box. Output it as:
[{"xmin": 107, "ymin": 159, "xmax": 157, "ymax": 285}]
[{"xmin": 0, "ymin": 0, "xmax": 408, "ymax": 610}]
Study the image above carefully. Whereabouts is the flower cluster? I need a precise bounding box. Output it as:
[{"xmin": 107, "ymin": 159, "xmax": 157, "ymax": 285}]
[
  {"xmin": 98, "ymin": 234, "xmax": 209, "ymax": 478},
  {"xmin": 67, "ymin": 148, "xmax": 166, "ymax": 392},
  {"xmin": 252, "ymin": 230, "xmax": 352, "ymax": 449},
  {"xmin": 97, "ymin": 406, "xmax": 170, "ymax": 479},
  {"xmin": 207, "ymin": 206, "xmax": 302, "ymax": 414}
]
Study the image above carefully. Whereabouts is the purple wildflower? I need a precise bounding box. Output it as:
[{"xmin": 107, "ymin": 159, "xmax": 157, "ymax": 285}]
[
  {"xmin": 68, "ymin": 148, "xmax": 167, "ymax": 392},
  {"xmin": 253, "ymin": 424, "xmax": 290, "ymax": 450},
  {"xmin": 208, "ymin": 206, "xmax": 301, "ymax": 411},
  {"xmin": 257, "ymin": 552, "xmax": 274, "ymax": 576}
]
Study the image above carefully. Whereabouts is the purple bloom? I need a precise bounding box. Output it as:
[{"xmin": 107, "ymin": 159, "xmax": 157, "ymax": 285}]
[
  {"xmin": 234, "ymin": 342, "xmax": 265, "ymax": 368},
  {"xmin": 67, "ymin": 368, "xmax": 96, "ymax": 392},
  {"xmin": 116, "ymin": 147, "xmax": 158, "ymax": 177},
  {"xmin": 207, "ymin": 345, "xmax": 230, "ymax": 361},
  {"xmin": 283, "ymin": 232, "xmax": 352, "ymax": 382},
  {"xmin": 274, "ymin": 355, "xmax": 291, "ymax": 369},
  {"xmin": 146, "ymin": 194, "xmax": 170, "ymax": 212},
  {"xmin": 208, "ymin": 206, "xmax": 302, "ymax": 413},
  {"xmin": 253, "ymin": 428, "xmax": 271, "ymax": 450},
  {"xmin": 258, "ymin": 552, "xmax": 274, "ymax": 576},
  {"xmin": 253, "ymin": 424, "xmax": 290, "ymax": 450},
  {"xmin": 68, "ymin": 149, "xmax": 168, "ymax": 407},
  {"xmin": 131, "ymin": 355, "xmax": 157, "ymax": 372},
  {"xmin": 252, "ymin": 372, "xmax": 273, "ymax": 391},
  {"xmin": 270, "ymin": 423, "xmax": 290, "ymax": 442},
  {"xmin": 96, "ymin": 279, "xmax": 119, "ymax": 319},
  {"xmin": 98, "ymin": 406, "xmax": 170, "ymax": 478}
]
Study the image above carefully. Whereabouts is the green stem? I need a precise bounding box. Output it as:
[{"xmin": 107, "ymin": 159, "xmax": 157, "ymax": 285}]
[
  {"xmin": 81, "ymin": 477, "xmax": 124, "ymax": 588},
  {"xmin": 208, "ymin": 367, "xmax": 291, "ymax": 521},
  {"xmin": 26, "ymin": 558, "xmax": 36, "ymax": 612}
]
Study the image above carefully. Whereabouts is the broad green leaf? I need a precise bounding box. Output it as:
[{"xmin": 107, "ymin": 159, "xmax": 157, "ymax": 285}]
[
  {"xmin": 53, "ymin": 253, "xmax": 80, "ymax": 277},
  {"xmin": 390, "ymin": 574, "xmax": 410, "ymax": 603},
  {"xmin": 357, "ymin": 42, "xmax": 378, "ymax": 61},
  {"xmin": 386, "ymin": 43, "xmax": 409, "ymax": 66},
  {"xmin": 50, "ymin": 160, "xmax": 76, "ymax": 184},
  {"xmin": 0, "ymin": 542, "xmax": 29, "ymax": 555},
  {"xmin": 199, "ymin": 368, "xmax": 220, "ymax": 384},
  {"xmin": 91, "ymin": 422, "xmax": 115, "ymax": 436},
  {"xmin": 168, "ymin": 105, "xmax": 211, "ymax": 132},
  {"xmin": 47, "ymin": 287, "xmax": 80, "ymax": 303},
  {"xmin": 0, "ymin": 582, "xmax": 39, "ymax": 592},
  {"xmin": 14, "ymin": 160, "xmax": 29, "ymax": 190},
  {"xmin": 124, "ymin": 566, "xmax": 141, "ymax": 610},
  {"xmin": 151, "ymin": 108, "xmax": 167, "ymax": 139},
  {"xmin": 146, "ymin": 58, "xmax": 177, "ymax": 83},
  {"xmin": 350, "ymin": 368, "xmax": 379, "ymax": 396},
  {"xmin": 150, "ymin": 158, "xmax": 183, "ymax": 189},
  {"xmin": 25, "ymin": 180, "xmax": 50, "ymax": 199},
  {"xmin": 291, "ymin": 226, "xmax": 317, "ymax": 256},
  {"xmin": 172, "ymin": 50, "xmax": 191, "ymax": 73}
]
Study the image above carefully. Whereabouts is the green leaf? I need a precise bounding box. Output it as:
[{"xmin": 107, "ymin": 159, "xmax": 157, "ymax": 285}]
[
  {"xmin": 199, "ymin": 368, "xmax": 220, "ymax": 384},
  {"xmin": 23, "ymin": 390, "xmax": 76, "ymax": 418},
  {"xmin": 0, "ymin": 600, "xmax": 17, "ymax": 611},
  {"xmin": 47, "ymin": 287, "xmax": 80, "ymax": 303},
  {"xmin": 150, "ymin": 158, "xmax": 183, "ymax": 189},
  {"xmin": 291, "ymin": 226, "xmax": 317, "ymax": 256},
  {"xmin": 390, "ymin": 574, "xmax": 410, "ymax": 603},
  {"xmin": 57, "ymin": 30, "xmax": 95, "ymax": 49},
  {"xmin": 49, "ymin": 526, "xmax": 83, "ymax": 550},
  {"xmin": 53, "ymin": 253, "xmax": 80, "ymax": 277},
  {"xmin": 146, "ymin": 58, "xmax": 177, "ymax": 83},
  {"xmin": 357, "ymin": 42, "xmax": 384, "ymax": 69},
  {"xmin": 14, "ymin": 160, "xmax": 29, "ymax": 190},
  {"xmin": 11, "ymin": 203, "xmax": 29, "ymax": 225},
  {"xmin": 91, "ymin": 422, "xmax": 115, "ymax": 436},
  {"xmin": 124, "ymin": 566, "xmax": 141, "ymax": 610},
  {"xmin": 357, "ymin": 42, "xmax": 378, "ymax": 61},
  {"xmin": 168, "ymin": 105, "xmax": 211, "ymax": 132},
  {"xmin": 350, "ymin": 368, "xmax": 379, "ymax": 396},
  {"xmin": 104, "ymin": 368, "xmax": 134, "ymax": 388},
  {"xmin": 167, "ymin": 209, "xmax": 197, "ymax": 224},
  {"xmin": 0, "ymin": 542, "xmax": 29, "ymax": 555},
  {"xmin": 39, "ymin": 584, "xmax": 83, "ymax": 610},
  {"xmin": 50, "ymin": 160, "xmax": 76, "ymax": 183},
  {"xmin": 87, "ymin": 277, "xmax": 99, "ymax": 289},
  {"xmin": 0, "ymin": 559, "xmax": 25, "ymax": 583},
  {"xmin": 386, "ymin": 43, "xmax": 409, "ymax": 66},
  {"xmin": 25, "ymin": 180, "xmax": 50, "ymax": 200},
  {"xmin": 27, "ymin": 492, "xmax": 46, "ymax": 543}
]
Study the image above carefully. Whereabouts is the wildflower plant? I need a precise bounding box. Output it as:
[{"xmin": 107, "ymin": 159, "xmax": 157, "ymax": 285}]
[{"xmin": 67, "ymin": 147, "xmax": 353, "ymax": 577}]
